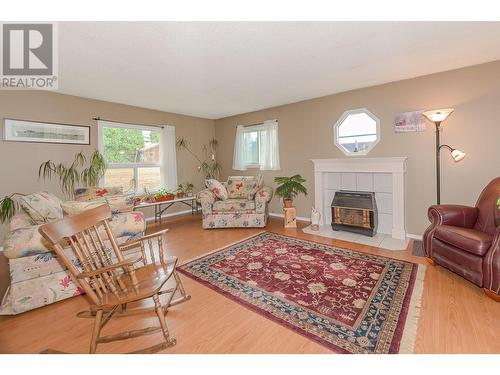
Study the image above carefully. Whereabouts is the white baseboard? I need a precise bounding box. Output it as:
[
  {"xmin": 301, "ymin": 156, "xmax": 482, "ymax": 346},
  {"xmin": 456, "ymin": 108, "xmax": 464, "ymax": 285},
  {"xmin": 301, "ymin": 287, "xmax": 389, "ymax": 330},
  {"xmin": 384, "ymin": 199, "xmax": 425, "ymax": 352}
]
[
  {"xmin": 269, "ymin": 212, "xmax": 311, "ymax": 222},
  {"xmin": 144, "ymin": 209, "xmax": 194, "ymax": 223},
  {"xmin": 406, "ymin": 233, "xmax": 423, "ymax": 241}
]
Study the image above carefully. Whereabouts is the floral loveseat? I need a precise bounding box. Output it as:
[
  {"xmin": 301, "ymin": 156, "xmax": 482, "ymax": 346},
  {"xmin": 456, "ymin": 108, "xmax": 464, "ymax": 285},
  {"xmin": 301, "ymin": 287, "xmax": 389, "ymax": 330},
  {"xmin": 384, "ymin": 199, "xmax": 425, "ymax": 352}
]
[
  {"xmin": 197, "ymin": 175, "xmax": 273, "ymax": 228},
  {"xmin": 0, "ymin": 188, "xmax": 145, "ymax": 315}
]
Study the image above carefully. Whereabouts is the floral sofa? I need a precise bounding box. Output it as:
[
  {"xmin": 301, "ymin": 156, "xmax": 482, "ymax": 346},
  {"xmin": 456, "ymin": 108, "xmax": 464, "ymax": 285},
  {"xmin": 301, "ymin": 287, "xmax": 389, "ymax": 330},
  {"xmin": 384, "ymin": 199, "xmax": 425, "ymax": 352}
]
[
  {"xmin": 0, "ymin": 188, "xmax": 145, "ymax": 315},
  {"xmin": 197, "ymin": 175, "xmax": 273, "ymax": 228}
]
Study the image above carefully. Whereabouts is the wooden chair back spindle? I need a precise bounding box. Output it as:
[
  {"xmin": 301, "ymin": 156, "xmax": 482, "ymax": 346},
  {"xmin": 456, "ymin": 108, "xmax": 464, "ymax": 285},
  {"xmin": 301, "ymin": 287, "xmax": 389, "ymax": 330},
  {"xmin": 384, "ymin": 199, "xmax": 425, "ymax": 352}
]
[{"xmin": 39, "ymin": 205, "xmax": 139, "ymax": 306}]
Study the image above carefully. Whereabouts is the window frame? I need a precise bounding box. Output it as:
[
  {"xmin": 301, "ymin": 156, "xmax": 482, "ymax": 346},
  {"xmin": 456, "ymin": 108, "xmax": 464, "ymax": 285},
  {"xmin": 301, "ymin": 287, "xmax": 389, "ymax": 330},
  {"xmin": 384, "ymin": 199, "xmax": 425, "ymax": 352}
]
[
  {"xmin": 333, "ymin": 108, "xmax": 380, "ymax": 156},
  {"xmin": 97, "ymin": 121, "xmax": 163, "ymax": 192},
  {"xmin": 241, "ymin": 124, "xmax": 266, "ymax": 169}
]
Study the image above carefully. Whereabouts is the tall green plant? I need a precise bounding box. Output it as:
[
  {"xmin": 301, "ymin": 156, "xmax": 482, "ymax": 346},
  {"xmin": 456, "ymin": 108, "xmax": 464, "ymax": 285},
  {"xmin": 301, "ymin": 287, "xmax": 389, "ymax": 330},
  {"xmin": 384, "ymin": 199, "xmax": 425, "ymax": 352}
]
[
  {"xmin": 39, "ymin": 150, "xmax": 107, "ymax": 198},
  {"xmin": 274, "ymin": 175, "xmax": 307, "ymax": 200},
  {"xmin": 177, "ymin": 137, "xmax": 221, "ymax": 179},
  {"xmin": 0, "ymin": 194, "xmax": 21, "ymax": 223}
]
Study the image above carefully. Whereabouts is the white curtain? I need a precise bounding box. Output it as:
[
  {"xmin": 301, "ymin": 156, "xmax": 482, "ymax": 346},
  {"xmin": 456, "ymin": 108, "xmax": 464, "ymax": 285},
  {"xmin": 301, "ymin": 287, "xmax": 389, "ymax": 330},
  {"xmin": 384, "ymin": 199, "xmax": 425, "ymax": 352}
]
[
  {"xmin": 232, "ymin": 125, "xmax": 248, "ymax": 171},
  {"xmin": 161, "ymin": 125, "xmax": 178, "ymax": 189},
  {"xmin": 259, "ymin": 120, "xmax": 280, "ymax": 171}
]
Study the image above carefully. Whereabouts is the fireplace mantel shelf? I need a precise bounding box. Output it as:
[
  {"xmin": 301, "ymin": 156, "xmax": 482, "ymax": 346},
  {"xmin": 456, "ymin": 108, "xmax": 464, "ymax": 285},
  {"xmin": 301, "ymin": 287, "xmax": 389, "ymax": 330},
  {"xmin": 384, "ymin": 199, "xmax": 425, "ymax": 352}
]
[
  {"xmin": 310, "ymin": 157, "xmax": 408, "ymax": 242},
  {"xmin": 311, "ymin": 157, "xmax": 407, "ymax": 173}
]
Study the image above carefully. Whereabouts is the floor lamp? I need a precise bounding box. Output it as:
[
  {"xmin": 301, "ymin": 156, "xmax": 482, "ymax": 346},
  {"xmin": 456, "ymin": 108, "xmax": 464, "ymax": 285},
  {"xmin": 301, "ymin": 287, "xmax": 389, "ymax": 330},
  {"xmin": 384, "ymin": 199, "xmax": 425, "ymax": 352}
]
[{"xmin": 422, "ymin": 108, "xmax": 466, "ymax": 204}]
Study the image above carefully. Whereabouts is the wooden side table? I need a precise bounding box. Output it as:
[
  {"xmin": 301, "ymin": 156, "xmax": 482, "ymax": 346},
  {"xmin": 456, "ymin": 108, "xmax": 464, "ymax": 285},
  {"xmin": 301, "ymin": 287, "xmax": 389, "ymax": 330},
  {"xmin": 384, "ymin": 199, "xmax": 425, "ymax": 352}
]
[{"xmin": 283, "ymin": 207, "xmax": 297, "ymax": 228}]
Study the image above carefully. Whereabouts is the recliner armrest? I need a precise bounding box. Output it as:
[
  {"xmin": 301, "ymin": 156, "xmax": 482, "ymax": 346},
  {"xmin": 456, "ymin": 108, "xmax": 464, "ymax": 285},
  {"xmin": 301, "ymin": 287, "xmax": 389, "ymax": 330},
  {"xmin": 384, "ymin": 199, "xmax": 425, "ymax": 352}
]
[{"xmin": 428, "ymin": 204, "xmax": 478, "ymax": 228}]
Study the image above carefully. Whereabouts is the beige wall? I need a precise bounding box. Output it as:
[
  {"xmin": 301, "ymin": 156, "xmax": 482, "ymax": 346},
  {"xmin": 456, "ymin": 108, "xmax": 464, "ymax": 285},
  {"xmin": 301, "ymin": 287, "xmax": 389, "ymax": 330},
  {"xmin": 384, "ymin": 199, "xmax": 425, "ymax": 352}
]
[
  {"xmin": 0, "ymin": 91, "xmax": 215, "ymax": 241},
  {"xmin": 215, "ymin": 60, "xmax": 500, "ymax": 236}
]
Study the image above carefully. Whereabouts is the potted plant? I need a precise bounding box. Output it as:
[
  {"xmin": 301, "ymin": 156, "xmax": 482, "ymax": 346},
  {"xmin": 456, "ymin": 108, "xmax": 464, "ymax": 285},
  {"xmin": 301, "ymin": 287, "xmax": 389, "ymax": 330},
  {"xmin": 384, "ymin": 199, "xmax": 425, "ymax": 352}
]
[
  {"xmin": 274, "ymin": 175, "xmax": 307, "ymax": 208},
  {"xmin": 176, "ymin": 184, "xmax": 186, "ymax": 198},
  {"xmin": 0, "ymin": 193, "xmax": 25, "ymax": 224},
  {"xmin": 39, "ymin": 150, "xmax": 106, "ymax": 199},
  {"xmin": 185, "ymin": 183, "xmax": 194, "ymax": 197}
]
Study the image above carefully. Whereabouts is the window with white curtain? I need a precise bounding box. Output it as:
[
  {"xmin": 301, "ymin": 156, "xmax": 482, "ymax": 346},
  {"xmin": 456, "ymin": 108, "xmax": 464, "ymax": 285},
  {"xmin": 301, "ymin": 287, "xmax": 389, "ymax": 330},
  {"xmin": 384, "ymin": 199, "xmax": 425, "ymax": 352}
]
[
  {"xmin": 97, "ymin": 120, "xmax": 177, "ymax": 192},
  {"xmin": 233, "ymin": 120, "xmax": 280, "ymax": 171}
]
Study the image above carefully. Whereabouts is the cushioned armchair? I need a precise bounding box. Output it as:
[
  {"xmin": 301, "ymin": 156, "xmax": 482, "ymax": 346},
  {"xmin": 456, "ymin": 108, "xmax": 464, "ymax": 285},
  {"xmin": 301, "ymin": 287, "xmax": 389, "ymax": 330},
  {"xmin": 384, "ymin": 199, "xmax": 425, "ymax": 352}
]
[
  {"xmin": 197, "ymin": 175, "xmax": 273, "ymax": 228},
  {"xmin": 423, "ymin": 177, "xmax": 500, "ymax": 301}
]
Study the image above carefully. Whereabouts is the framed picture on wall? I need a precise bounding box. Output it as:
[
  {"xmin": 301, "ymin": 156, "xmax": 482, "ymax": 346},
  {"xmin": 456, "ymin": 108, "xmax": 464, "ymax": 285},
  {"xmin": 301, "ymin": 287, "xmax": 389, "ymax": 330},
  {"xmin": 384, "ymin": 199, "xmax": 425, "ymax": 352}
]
[
  {"xmin": 394, "ymin": 110, "xmax": 426, "ymax": 132},
  {"xmin": 3, "ymin": 118, "xmax": 90, "ymax": 145}
]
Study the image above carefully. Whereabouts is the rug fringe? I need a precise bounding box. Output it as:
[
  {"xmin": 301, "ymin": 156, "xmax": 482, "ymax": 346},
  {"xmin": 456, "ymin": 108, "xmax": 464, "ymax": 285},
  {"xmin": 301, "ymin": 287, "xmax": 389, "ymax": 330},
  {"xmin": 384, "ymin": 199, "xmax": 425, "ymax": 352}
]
[
  {"xmin": 398, "ymin": 264, "xmax": 426, "ymax": 353},
  {"xmin": 179, "ymin": 230, "xmax": 267, "ymax": 266}
]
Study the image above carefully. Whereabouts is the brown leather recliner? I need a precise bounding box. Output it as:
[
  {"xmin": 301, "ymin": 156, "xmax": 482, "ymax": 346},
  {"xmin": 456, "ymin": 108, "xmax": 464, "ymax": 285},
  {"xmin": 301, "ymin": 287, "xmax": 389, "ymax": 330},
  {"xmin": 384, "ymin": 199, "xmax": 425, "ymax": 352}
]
[{"xmin": 423, "ymin": 177, "xmax": 500, "ymax": 301}]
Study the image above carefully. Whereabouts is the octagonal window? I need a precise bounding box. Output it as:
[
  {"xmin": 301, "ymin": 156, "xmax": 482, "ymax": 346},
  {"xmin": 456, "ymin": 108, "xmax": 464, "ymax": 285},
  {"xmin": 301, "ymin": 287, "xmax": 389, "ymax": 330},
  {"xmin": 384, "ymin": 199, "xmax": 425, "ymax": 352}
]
[{"xmin": 334, "ymin": 108, "xmax": 380, "ymax": 155}]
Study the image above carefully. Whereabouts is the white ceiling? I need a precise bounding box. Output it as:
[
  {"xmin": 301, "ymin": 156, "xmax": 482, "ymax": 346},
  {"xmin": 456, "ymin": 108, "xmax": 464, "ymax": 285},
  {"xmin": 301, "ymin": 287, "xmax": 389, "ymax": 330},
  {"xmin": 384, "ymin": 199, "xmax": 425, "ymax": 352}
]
[{"xmin": 58, "ymin": 22, "xmax": 500, "ymax": 119}]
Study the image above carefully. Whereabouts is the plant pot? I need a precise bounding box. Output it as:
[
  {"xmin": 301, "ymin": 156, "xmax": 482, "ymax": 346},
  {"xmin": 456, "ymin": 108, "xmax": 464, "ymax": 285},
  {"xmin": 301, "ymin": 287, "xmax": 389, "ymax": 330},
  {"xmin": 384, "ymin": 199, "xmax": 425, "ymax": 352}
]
[
  {"xmin": 283, "ymin": 198, "xmax": 293, "ymax": 208},
  {"xmin": 133, "ymin": 198, "xmax": 142, "ymax": 206},
  {"xmin": 165, "ymin": 194, "xmax": 175, "ymax": 201},
  {"xmin": 155, "ymin": 196, "xmax": 168, "ymax": 202},
  {"xmin": 176, "ymin": 192, "xmax": 185, "ymax": 199},
  {"xmin": 186, "ymin": 191, "xmax": 194, "ymax": 197}
]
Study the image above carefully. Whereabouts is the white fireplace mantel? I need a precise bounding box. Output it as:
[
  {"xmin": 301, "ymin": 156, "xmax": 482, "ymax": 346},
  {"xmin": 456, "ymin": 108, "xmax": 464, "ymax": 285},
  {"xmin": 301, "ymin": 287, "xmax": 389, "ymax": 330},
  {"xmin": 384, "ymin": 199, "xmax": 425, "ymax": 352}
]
[{"xmin": 312, "ymin": 157, "xmax": 407, "ymax": 240}]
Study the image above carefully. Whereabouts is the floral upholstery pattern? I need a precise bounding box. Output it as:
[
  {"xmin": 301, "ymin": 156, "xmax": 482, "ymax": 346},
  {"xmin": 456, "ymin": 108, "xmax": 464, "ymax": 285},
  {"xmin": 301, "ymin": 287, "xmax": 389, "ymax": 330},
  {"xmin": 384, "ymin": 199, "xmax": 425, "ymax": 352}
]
[
  {"xmin": 74, "ymin": 186, "xmax": 124, "ymax": 201},
  {"xmin": 205, "ymin": 179, "xmax": 228, "ymax": 200},
  {"xmin": 213, "ymin": 199, "xmax": 256, "ymax": 214},
  {"xmin": 226, "ymin": 175, "xmax": 264, "ymax": 200},
  {"xmin": 255, "ymin": 186, "xmax": 273, "ymax": 214},
  {"xmin": 0, "ymin": 190, "xmax": 146, "ymax": 315},
  {"xmin": 9, "ymin": 212, "xmax": 37, "ymax": 231},
  {"xmin": 3, "ymin": 211, "xmax": 145, "ymax": 259},
  {"xmin": 0, "ymin": 271, "xmax": 84, "ymax": 315},
  {"xmin": 196, "ymin": 189, "xmax": 216, "ymax": 215},
  {"xmin": 197, "ymin": 177, "xmax": 272, "ymax": 229},
  {"xmin": 17, "ymin": 192, "xmax": 63, "ymax": 224},
  {"xmin": 202, "ymin": 213, "xmax": 268, "ymax": 228},
  {"xmin": 61, "ymin": 194, "xmax": 135, "ymax": 215},
  {"xmin": 0, "ymin": 235, "xmax": 143, "ymax": 315}
]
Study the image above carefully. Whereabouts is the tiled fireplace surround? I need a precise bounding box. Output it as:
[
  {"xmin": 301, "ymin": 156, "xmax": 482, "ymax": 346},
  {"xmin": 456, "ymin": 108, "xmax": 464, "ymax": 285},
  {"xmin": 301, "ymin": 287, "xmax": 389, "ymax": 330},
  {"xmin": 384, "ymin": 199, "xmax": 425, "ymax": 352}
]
[{"xmin": 303, "ymin": 157, "xmax": 409, "ymax": 251}]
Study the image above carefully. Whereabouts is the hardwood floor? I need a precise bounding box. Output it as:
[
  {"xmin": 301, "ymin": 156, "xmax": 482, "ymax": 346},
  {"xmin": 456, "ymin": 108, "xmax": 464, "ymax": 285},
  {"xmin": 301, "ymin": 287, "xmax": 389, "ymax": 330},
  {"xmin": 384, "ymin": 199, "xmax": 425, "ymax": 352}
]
[{"xmin": 0, "ymin": 214, "xmax": 499, "ymax": 354}]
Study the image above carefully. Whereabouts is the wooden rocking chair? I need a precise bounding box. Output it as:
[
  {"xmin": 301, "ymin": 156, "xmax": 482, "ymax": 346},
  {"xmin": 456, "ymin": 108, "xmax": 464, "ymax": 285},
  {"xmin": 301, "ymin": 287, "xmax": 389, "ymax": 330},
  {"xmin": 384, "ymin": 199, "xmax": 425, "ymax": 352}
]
[{"xmin": 39, "ymin": 204, "xmax": 190, "ymax": 354}]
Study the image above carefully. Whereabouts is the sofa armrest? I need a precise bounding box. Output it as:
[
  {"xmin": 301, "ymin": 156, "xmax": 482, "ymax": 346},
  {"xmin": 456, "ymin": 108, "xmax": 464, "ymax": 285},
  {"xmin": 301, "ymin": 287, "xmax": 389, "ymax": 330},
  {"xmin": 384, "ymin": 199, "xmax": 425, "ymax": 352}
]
[
  {"xmin": 196, "ymin": 189, "xmax": 216, "ymax": 215},
  {"xmin": 427, "ymin": 205, "xmax": 478, "ymax": 228},
  {"xmin": 255, "ymin": 186, "xmax": 273, "ymax": 213}
]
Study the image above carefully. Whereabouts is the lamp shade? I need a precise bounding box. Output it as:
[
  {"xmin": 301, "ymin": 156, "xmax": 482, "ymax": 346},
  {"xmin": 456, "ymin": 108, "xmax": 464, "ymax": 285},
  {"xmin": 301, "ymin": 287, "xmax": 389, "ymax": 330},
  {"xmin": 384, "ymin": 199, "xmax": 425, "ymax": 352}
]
[
  {"xmin": 451, "ymin": 149, "xmax": 466, "ymax": 162},
  {"xmin": 422, "ymin": 108, "xmax": 454, "ymax": 123}
]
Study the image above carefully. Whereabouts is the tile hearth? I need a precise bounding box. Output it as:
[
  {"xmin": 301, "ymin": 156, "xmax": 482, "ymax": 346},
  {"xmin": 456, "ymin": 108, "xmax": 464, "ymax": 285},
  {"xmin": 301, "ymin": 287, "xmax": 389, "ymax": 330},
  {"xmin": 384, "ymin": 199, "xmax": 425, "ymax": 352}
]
[{"xmin": 302, "ymin": 225, "xmax": 410, "ymax": 251}]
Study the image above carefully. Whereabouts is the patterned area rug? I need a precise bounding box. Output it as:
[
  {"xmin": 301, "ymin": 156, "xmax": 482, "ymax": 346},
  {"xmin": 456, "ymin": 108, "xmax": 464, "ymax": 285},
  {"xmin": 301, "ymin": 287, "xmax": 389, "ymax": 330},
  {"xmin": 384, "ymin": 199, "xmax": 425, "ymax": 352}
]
[{"xmin": 179, "ymin": 232, "xmax": 425, "ymax": 354}]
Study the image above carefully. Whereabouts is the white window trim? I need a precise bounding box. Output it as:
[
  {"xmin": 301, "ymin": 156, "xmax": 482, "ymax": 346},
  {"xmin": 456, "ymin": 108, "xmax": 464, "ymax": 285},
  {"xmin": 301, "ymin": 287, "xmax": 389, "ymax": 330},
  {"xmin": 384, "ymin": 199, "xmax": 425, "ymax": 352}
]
[
  {"xmin": 242, "ymin": 124, "xmax": 264, "ymax": 169},
  {"xmin": 333, "ymin": 108, "xmax": 381, "ymax": 156},
  {"xmin": 97, "ymin": 120, "xmax": 163, "ymax": 192}
]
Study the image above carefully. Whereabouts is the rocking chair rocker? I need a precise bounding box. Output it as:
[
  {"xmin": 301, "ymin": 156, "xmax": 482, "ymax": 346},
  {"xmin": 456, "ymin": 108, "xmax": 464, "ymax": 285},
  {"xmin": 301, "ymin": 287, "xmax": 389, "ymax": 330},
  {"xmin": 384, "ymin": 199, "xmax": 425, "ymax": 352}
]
[{"xmin": 39, "ymin": 204, "xmax": 190, "ymax": 354}]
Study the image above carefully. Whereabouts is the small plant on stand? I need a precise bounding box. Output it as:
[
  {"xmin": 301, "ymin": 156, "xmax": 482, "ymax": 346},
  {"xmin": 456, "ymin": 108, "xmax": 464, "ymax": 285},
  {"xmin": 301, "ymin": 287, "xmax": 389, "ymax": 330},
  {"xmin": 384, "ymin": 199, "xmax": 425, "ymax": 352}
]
[{"xmin": 274, "ymin": 175, "xmax": 307, "ymax": 208}]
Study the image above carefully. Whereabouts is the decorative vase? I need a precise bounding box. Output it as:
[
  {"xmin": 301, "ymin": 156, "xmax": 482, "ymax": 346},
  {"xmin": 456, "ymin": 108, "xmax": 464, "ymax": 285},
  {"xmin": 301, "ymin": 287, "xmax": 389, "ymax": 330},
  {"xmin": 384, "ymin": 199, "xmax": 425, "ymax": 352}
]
[{"xmin": 311, "ymin": 207, "xmax": 321, "ymax": 231}]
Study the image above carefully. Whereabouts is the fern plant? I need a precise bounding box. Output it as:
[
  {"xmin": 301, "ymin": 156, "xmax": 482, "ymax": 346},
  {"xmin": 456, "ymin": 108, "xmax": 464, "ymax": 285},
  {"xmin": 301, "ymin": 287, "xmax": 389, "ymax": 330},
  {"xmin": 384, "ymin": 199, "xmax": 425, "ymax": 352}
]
[
  {"xmin": 39, "ymin": 150, "xmax": 106, "ymax": 198},
  {"xmin": 274, "ymin": 175, "xmax": 307, "ymax": 207}
]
